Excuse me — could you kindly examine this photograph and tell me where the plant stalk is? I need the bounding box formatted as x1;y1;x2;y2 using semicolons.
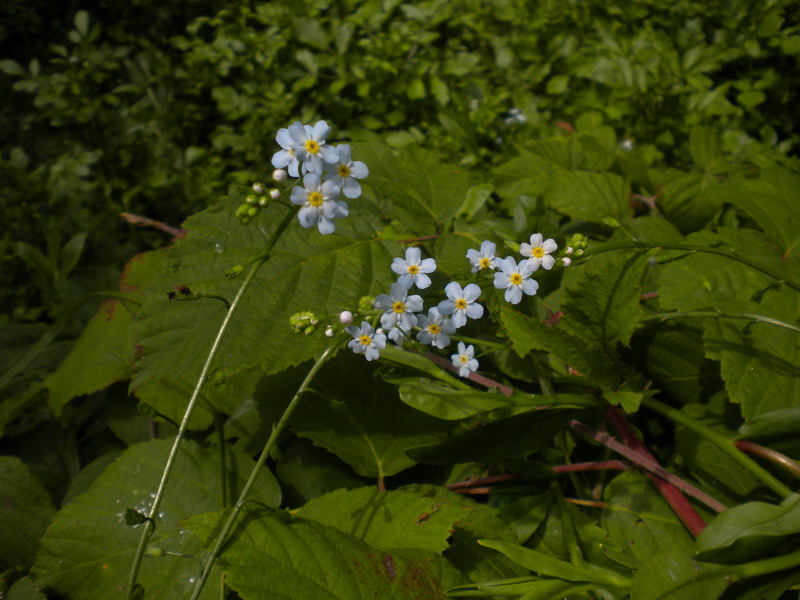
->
639;310;800;334
189;337;345;600
125;206;297;599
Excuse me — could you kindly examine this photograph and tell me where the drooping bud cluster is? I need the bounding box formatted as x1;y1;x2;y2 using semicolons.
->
289;311;320;335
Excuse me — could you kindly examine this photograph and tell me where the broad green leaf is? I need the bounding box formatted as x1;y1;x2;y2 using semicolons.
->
738;406;800;440
353;141;469;232
500;307;619;388
300;487;471;553
629;550;728;600
399;380;517;420
290;352;453;478
132;200;398;395
32;439;280;600
406;407;585;465
184;507;462;599
447;577;597;598
601;472;694;566
43;301;135;407
674;404;760;498
7;576;47;600
478;540;631;588
656;171;721;234
492;151;561;200
629;325;721;404
695;495;800;564
561;249;655;350
275;438;364;506
0;456;55;570
457;184;493;220
688;125;722;171
714;169;800;256
544;171;629;223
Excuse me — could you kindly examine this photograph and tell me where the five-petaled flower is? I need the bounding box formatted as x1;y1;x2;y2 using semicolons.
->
437;282;483;328
391;247;437;290
520;233;557;271
287;120;340;175
451;342;479;377
290;173;348;234
325;144;369;199
346;321;386;361
416;307;456;349
466;240;500;273
374;282;423;331
493;257;539;304
271;126;303;178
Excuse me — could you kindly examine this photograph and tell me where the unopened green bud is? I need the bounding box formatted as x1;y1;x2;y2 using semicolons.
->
225;264;245;279
290;311;318;333
258;195;269;207
358;296;375;313
304;325;316;335
246;206;260;218
252;182;265;194
246;194;258;205
235;203;250;218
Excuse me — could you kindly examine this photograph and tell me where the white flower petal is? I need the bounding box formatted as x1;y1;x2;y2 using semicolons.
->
529;233;543;247
505;285;523;304
462;283;482;302
350;161;368;178
414;273;432;289
465;303;484;320
405;247;421;264
540;254;556;270
542;238;558;253
419;258;437;273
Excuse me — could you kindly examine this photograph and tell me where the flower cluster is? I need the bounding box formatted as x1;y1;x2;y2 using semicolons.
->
256;120;369;233
340;233;573;377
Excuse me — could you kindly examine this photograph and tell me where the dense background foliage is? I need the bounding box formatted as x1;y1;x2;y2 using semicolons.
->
1;0;799;598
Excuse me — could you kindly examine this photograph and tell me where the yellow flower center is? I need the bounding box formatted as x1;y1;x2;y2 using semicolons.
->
510;273;523;285
532;246;545;258
455;298;467;310
359;335;371;346
460;355;468;364
307;191;323;207
305;140;320;154
407;264;420;275
479;257;491;269
428;324;441;335
392;301;405;314
337;164;351;178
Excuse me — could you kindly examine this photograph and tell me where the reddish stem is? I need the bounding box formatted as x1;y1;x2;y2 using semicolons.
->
736;440;800;480
425;352;514;397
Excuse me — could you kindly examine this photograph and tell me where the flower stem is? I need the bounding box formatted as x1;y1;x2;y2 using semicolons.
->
640;396;793;499
580;242;800;293
188;336;346;600
124;206;297;600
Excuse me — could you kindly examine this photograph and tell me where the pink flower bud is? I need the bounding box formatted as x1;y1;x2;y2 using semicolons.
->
339;310;354;324
272;169;288;183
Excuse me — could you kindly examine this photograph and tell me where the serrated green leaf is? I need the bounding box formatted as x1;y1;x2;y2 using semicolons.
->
32;439;280;600
714;169;800;256
290;352;453;478
132;200;398;396
544;171;629;223
184;507;462;599
300;487;471;553
353;141;469;232
0;457;55;570
601;472;694;566
695;495;800;564
492;151;561;200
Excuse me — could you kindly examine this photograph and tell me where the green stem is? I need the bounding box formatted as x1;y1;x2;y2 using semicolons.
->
640;396;793;499
580;242;800;293
188;336;346;600
125;206;297;600
640;310;800;334
453;335;508;351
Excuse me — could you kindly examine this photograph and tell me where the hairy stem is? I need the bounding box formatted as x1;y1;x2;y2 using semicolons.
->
640;310;800;334
125;206;296;599
189;337;345;600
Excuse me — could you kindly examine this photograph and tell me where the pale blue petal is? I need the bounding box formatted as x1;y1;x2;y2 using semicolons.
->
405;295;424;312
405;247;421;264
398;312;418;331
437;299;456;315
419;258;437;273
319;144;339;164
290;187;308;205
311;120;331;141
380;312;399;330
465;303;484;320
521;279;539;295
505;285;523;304
444;281;462;301
414;273;431;289
373;294;393;310
317;216;335;235
336;144;352;163
451;311;467;328
350;160;368;178
297;206;319;228
342;178;361;198
390;282;408;300
463;283;482;302
288;121;307;144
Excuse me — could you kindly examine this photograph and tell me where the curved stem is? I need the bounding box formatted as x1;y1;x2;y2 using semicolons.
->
189;337;345;600
579;242;800;293
125;206;297;600
640;310;800;334
640;397;793;499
